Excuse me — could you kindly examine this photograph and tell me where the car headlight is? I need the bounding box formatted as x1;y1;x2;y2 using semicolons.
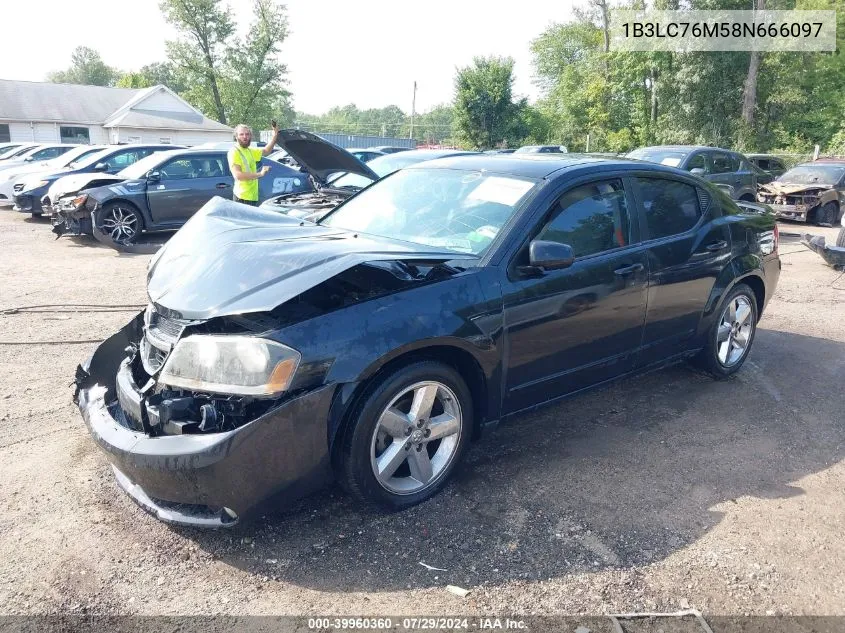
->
24;180;49;191
159;335;301;397
70;193;88;209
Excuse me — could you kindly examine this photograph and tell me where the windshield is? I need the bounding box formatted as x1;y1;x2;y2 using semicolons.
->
778;164;845;185
627;148;690;168
51;146;102;168
328;152;453;189
70;148;115;169
321;168;537;256
0;145;36;160
117;153;168;179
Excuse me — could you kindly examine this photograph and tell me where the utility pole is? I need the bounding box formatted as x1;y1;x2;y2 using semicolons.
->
410;81;417;140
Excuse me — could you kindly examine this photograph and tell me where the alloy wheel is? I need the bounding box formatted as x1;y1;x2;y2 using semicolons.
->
100;207;138;243
716;294;754;367
370;381;462;495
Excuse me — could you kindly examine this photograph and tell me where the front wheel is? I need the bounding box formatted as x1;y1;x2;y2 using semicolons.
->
694;283;759;378
815;202;837;226
836;226;845;248
337;361;472;509
95;202;143;245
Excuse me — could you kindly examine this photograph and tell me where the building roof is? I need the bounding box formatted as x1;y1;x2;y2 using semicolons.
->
0;79;142;123
103;109;233;132
0;80;232;133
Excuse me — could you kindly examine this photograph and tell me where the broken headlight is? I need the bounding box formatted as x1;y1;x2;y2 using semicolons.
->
158;335;301;398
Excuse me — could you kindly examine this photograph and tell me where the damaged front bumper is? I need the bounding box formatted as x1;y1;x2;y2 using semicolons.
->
801;233;845;269
51;200;93;238
75;314;335;527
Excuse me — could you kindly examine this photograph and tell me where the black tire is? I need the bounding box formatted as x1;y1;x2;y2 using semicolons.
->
836;226;845;248
93;202;144;246
815;202;837;226
694;283;759;379
336;360;473;509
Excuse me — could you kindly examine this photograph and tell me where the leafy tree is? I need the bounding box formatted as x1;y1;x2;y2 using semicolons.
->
453;56;528;149
160;0;290;129
116;63;187;92
47;47;118;86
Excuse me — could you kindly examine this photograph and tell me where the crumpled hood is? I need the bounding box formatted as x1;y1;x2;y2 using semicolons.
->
759;181;832;196
46;173;125;201
147;197;477;320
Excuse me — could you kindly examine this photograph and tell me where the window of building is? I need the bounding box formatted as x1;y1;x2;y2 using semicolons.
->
0;124;9;143
635;177;702;240
159;137;172;144
59;127;90;144
537;179;631;259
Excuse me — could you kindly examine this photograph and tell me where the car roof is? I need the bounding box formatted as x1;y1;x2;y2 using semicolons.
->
404;153;687;180
810;157;845;163
631;145;741;154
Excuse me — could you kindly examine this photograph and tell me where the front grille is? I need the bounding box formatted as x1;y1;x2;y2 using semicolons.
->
13;183;24;193
141;305;192;376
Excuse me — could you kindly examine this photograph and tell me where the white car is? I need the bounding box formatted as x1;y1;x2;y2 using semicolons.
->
0;144;78;174
0;145;104;206
0;144;38;161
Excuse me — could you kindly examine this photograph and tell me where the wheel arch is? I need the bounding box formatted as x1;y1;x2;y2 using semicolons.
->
327;343;491;460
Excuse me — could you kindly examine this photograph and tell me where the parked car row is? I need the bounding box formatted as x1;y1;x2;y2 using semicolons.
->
625;145;845;227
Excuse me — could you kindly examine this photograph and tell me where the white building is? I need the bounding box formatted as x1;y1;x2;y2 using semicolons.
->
0;79;233;146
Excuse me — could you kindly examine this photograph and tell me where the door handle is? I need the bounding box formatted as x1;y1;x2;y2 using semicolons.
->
216;183;230;189
613;263;644;276
706;240;728;251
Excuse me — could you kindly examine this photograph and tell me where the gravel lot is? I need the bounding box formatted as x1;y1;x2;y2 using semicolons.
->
0;210;843;618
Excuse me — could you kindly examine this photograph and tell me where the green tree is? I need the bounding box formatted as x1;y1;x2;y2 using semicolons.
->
47;46;118;86
117;63;187;93
160;0;290;129
453;56;527;149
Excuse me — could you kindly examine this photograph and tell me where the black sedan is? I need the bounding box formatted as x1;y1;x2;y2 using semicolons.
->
53;148;311;246
74;154;780;527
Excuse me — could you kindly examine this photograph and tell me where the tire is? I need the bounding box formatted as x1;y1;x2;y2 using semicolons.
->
336;360;473;509
815;202;837;226
94;202;143;246
836;226;845;248
694;283;759;379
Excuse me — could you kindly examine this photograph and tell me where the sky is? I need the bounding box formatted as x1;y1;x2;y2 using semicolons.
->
0;0;583;115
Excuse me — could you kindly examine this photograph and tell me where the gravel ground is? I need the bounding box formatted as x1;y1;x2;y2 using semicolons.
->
0;211;843;618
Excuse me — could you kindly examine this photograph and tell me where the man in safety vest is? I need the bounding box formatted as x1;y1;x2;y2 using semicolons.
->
227;120;280;205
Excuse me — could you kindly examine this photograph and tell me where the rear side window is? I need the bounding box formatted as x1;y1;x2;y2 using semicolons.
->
635;177;702;239
537;179;631;258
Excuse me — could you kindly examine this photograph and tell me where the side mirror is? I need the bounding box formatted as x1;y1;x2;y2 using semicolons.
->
24;156;34;162
689;167;706;176
93;162;109;172
146;171;161;182
521;240;575;275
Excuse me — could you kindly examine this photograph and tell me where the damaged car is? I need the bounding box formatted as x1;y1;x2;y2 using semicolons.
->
51;148;310;246
261;129;477;221
757;159;845;226
74;154;780;527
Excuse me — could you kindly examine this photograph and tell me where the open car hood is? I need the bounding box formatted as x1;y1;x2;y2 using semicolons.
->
147;197;476;320
759;181;833;195
274;129;378;186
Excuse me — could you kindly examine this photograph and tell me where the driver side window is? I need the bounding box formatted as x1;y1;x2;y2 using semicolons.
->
686;153;707;173
536;179;631;259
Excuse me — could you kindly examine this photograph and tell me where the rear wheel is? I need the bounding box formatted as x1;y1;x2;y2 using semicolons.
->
694;283;758;378
815;202;837;226
337;361;472;509
95;202;143;245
